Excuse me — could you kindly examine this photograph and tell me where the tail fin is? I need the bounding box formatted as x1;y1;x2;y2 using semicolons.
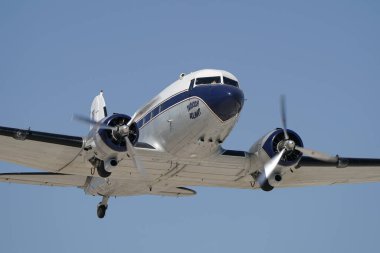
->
90;91;107;130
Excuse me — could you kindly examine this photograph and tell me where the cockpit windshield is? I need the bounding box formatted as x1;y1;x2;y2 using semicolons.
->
196;76;221;85
223;76;239;87
193;75;239;87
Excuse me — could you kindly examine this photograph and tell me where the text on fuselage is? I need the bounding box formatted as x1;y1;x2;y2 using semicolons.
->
187;100;201;119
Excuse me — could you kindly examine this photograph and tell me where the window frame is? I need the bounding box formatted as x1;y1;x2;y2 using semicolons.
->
195;76;222;86
223;76;239;87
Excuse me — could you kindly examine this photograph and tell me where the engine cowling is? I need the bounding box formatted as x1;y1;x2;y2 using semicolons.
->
250;128;303;190
90;113;139;163
250;128;303;166
98;114;139;152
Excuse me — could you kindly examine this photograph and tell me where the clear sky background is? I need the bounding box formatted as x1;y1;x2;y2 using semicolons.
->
0;1;380;252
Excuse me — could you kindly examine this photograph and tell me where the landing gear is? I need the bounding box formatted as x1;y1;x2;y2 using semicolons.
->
89;157;111;178
97;204;107;218
97;165;111;178
97;196;109;219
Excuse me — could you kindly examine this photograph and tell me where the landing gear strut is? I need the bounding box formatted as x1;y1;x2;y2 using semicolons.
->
89;157;111;178
97;196;109;219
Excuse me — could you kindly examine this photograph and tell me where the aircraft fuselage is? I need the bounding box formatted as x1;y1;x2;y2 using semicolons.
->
136;69;244;158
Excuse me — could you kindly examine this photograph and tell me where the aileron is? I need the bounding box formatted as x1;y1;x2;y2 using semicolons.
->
0;172;87;187
0;126;83;148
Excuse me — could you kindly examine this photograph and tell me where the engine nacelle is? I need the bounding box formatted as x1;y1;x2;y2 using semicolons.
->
257;171;284;191
104;158;118;172
250;129;303;190
89;113;139;162
250;128;303;166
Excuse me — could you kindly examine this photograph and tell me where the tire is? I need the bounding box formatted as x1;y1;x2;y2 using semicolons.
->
97;163;111;178
97;205;107;219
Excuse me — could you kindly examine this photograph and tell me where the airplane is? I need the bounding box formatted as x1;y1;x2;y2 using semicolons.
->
1;69;380;219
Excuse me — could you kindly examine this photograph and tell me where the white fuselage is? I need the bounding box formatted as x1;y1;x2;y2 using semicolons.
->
135;69;244;159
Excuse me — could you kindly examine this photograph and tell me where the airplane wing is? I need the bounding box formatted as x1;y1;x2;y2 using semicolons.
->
147;153;380;189
0;126;84;172
0;171;196;197
0;126;245;183
2;125;380;193
0;172;88;187
278;157;380;187
0;125;248;191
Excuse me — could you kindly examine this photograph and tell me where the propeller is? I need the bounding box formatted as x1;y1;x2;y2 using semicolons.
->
279;95;337;162
126;96;159;129
256;95;338;190
73;96;159;181
124;135;146;177
280;95;289;140
257;149;286;191
109;97;158;179
294;146;338;163
73;114;116;131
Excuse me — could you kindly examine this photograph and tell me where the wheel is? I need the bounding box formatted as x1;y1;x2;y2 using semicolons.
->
97;204;107;219
97;164;111;178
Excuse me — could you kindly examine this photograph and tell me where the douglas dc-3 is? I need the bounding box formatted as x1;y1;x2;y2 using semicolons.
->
1;69;380;218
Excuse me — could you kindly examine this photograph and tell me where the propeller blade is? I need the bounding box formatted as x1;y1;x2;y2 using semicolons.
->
257;149;286;191
126;97;159;127
295;146;338;163
264;149;286;177
73;114;98;125
73;114;116;131
127;112;138;128
125;136;147;178
280;95;289;140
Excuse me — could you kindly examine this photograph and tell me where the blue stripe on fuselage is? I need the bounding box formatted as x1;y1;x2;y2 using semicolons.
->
136;84;244;128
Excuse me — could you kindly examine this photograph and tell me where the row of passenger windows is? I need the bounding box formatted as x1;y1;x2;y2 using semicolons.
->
137;92;188;128
190;76;239;87
137;104;165;128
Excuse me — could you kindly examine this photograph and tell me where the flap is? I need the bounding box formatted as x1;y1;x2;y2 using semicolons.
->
0;172;88;187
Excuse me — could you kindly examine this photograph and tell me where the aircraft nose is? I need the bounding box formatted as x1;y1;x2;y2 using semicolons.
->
191;85;244;121
213;85;244;121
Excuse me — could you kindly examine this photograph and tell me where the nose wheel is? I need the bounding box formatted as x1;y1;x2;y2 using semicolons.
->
97;196;109;219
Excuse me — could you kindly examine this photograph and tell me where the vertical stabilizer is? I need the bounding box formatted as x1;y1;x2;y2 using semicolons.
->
90;91;107;130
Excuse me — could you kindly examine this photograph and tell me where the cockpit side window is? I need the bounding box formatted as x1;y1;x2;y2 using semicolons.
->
223;76;239;87
189;79;195;90
195;76;221;85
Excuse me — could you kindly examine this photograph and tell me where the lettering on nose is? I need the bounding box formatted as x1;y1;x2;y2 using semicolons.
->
187;100;201;119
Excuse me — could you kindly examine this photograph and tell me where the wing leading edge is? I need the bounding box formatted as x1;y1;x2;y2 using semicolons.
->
279;156;380;188
0;126;84;172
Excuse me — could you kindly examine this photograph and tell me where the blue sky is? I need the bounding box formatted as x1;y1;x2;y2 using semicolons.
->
1;0;380;252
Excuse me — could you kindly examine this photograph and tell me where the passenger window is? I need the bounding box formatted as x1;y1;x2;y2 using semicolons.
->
144;112;151;124
161;100;170;112
223;76;239;87
152;107;159;118
195;76;221;85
